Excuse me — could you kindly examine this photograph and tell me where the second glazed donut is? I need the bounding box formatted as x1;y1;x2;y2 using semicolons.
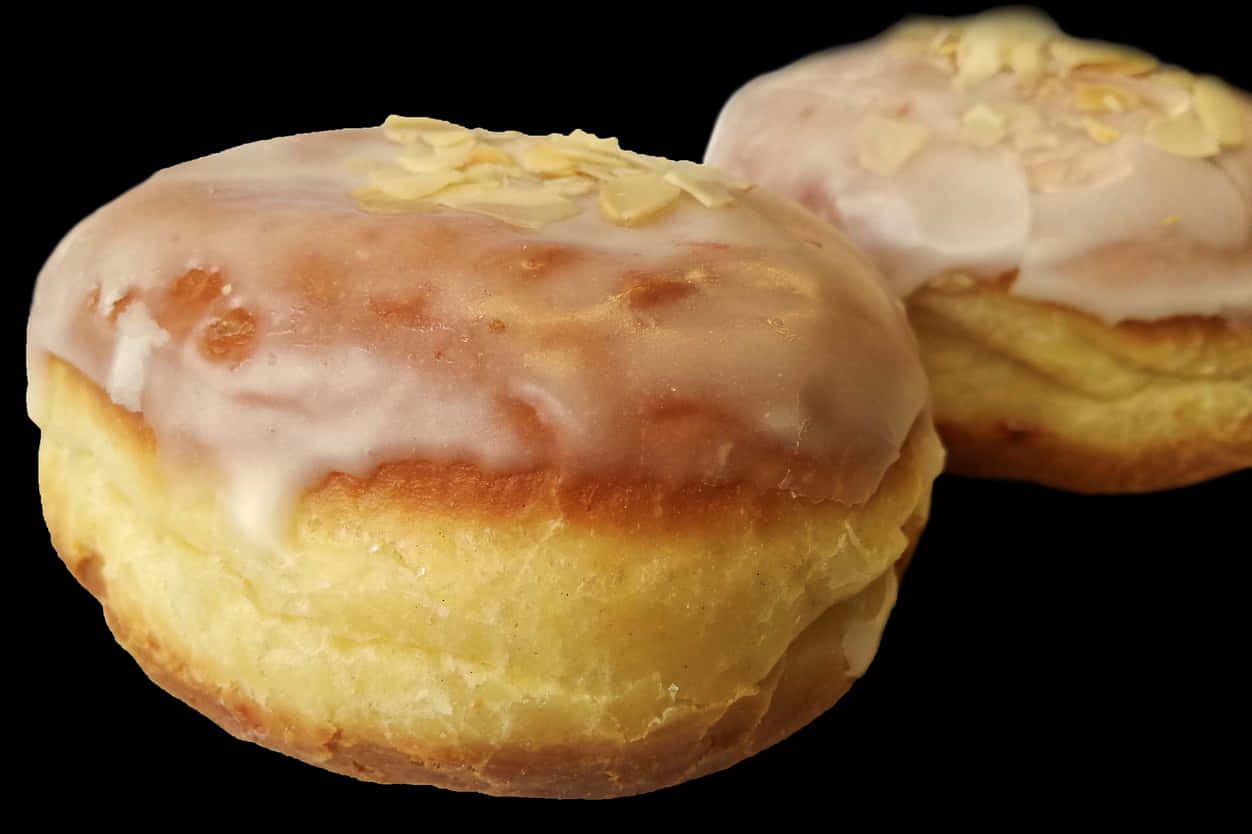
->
706;10;1252;493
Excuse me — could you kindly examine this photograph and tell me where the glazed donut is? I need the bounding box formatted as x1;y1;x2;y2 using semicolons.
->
26;118;942;798
705;9;1252;493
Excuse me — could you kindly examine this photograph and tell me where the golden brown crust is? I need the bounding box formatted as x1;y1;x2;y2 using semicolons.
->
908;282;1252;493
35;355;941;798
63;537;882;799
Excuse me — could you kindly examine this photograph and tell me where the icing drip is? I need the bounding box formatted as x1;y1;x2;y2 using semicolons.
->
704;11;1252;323
27;125;928;547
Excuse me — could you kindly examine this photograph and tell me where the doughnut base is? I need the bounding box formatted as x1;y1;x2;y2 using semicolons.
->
909;282;1252;493
34;356;942;798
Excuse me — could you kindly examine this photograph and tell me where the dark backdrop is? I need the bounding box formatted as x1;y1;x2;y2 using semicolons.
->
11;2;1247;824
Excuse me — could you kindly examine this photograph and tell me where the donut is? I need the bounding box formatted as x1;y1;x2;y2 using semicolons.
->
705;9;1252;493
26;118;942;798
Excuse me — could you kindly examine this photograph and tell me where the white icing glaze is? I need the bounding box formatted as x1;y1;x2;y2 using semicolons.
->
27;126;928;545
704;34;1252;323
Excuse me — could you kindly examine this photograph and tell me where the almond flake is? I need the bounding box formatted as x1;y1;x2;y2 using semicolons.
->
856;115;932;174
1153;69;1196;90
382;115;464;143
1049;38;1158;75
368;167;466;200
1082;118;1120;145
544;176;597;197
397;139;476;173
664;162;735;207
1074;84;1140;113
597;172;682;226
961;103;1008;148
520;142;577;175
954;29;1003;88
438;186;579;230
466;144;516;166
1008;40;1043;82
1146;112;1221;158
350;187;429;215
421;128;475;148
1192;76;1245;148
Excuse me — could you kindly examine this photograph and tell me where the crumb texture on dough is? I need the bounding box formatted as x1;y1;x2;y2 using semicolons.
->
34;351;942;797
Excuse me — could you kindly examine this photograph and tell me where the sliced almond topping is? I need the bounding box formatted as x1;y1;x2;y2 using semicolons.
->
1049;38;1158;75
427;180;502;201
520;142;578;175
382;115;464;143
598;172;682;226
421;127;475;148
1082;118;1120;145
350;187;429;215
463;164;522;183
664;162;735;207
954;29;1003;88
368;167;467;200
544;176;597;197
1192;76;1245;148
961;103;1008;148
466;144;516;166
548;135;634;170
573;163;630;181
1074;83;1140;113
396;138;477;174
1146;112;1221;158
438;186;580;230
856;115;932;174
1008;40;1043;82
1153;69;1196;90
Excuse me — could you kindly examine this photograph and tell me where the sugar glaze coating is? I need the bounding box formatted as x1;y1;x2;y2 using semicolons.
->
28;124;928;545
705;12;1252;323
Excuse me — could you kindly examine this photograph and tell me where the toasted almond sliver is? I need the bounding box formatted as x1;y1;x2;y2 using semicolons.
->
856;115;932;174
1192;76;1245;148
954;29;1002;88
350;186;429;215
1049;38;1158;75
421;127;475;148
382;115;463;143
1074;84;1140;113
548;137;633;169
1008;40;1043;82
961;103;1008;148
438;186;580;230
428;180;501;201
368;167;467;200
396;139;477;174
466;144;516;166
1146;112;1221;158
1082;118;1120;145
664;163;735;207
544;176;597;197
598;172;682;226
520;142;577;175
1153;69;1196;90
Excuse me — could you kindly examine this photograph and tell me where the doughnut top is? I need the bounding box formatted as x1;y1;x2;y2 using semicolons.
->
27;120;927;543
704;9;1252;323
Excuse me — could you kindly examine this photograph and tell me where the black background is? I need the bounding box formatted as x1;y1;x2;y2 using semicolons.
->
11;2;1248;823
